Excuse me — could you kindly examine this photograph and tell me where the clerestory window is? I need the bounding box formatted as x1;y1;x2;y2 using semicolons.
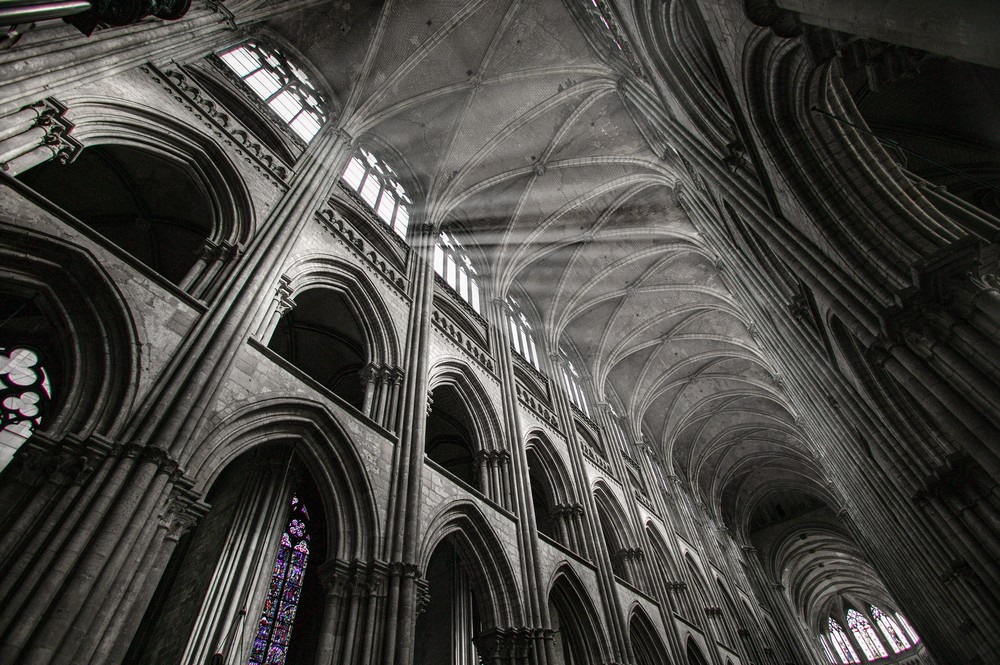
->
341;147;412;238
218;41;327;143
847;608;888;661
895;612;920;644
828;618;859;664
505;295;540;370
870;605;911;654
434;231;481;313
560;348;590;416
587;0;622;51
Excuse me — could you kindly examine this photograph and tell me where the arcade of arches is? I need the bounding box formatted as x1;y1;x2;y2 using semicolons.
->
1;1;998;664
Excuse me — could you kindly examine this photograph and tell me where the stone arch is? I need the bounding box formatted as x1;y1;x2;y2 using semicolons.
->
185;397;381;563
418;501;524;631
281;256;401;367
525;430;574;544
628;604;671;665
24;101;255;292
425;361;503;489
685;635;710;665
593;481;639;583
547;564;610;665
0;226;138;444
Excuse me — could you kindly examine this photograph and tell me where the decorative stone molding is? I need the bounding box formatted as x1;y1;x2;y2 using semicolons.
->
315;205;409;294
430;308;496;373
144;65;291;185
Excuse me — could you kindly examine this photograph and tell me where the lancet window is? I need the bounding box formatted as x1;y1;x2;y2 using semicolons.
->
0;346;51;469
218;41;327;143
505;295;540;370
828;618;860;664
248;495;311;665
434;231;481;313
341;147;412;238
895;612;920;644
870;606;910;653
560;349;590;416
847;608;888;661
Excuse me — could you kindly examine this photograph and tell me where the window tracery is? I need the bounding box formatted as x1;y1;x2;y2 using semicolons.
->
819;635;837;664
341;147;412;238
828;618;859;664
218;41;327;143
248;495;310;665
505;295;540;370
870;605;910;653
434;231;481;313
847;608;888;661
0;346;51;468
894;612;920;644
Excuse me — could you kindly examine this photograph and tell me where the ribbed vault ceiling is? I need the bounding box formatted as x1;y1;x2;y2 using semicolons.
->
266;0;823;540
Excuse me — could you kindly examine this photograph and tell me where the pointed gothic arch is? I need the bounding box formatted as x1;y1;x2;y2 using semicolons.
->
525;430;574;545
629;605;672;665
548;565;610;665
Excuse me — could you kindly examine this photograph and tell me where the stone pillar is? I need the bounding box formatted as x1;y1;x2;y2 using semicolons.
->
773;0;1000;69
490;295;553;665
378;221;436;665
314;559;388;665
0;99;81;175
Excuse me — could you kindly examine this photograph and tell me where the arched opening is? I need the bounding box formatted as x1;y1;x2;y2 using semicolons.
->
526;446;560;542
425;384;479;488
17;145;215;286
413;538;481;665
595;488;635;584
549;572;604;665
267;288;367;410
127;446;327;665
576;423;605;458
629;608;671;665
686;636;710;665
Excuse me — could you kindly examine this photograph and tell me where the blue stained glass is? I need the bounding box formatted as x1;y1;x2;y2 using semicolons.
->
247;496;310;665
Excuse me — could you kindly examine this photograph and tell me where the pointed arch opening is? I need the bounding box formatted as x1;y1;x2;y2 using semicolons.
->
629;607;671;665
548;568;607;665
267;288;367;410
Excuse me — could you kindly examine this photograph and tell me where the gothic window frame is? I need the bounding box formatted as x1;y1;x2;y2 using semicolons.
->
341;146;412;239
0;345;52;467
819;634;837;664
505;295;541;370
828;617;860;665
846;608;888;661
894;612;920;644
434;231;481;313
248;495;311;665
217;40;328;143
559;345;590;417
869;605;911;654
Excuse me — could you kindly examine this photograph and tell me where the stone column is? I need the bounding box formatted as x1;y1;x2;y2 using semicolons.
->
490;296;553;665
378;221;436;665
542;353;629;663
0;99;81;175
314;559;388;665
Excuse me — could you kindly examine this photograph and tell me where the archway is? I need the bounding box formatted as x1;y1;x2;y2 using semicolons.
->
526;443;562;543
18;144;215;286
413;538;482;665
629;607;671;665
267;288;367;410
548;569;606;665
425;383;480;488
686;636;710;665
127;445;327;665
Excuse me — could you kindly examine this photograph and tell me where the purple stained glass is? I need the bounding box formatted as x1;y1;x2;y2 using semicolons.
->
247;496;310;665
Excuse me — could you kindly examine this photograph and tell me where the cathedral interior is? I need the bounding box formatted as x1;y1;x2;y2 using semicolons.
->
1;1;999;664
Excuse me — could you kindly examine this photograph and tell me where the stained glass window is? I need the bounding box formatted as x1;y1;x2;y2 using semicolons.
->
870;606;910;653
560;348;590;416
218;41;328;142
847;608;888;661
586;0;622;51
819;635;837;664
505;296;540;370
341;147;412;238
249;496;310;665
435;232;481;313
895;612;920;644
0;346;51;470
828;618;859;664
